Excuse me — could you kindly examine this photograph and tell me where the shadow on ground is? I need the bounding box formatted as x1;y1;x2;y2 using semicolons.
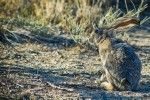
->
0;31;76;49
0;63;149;99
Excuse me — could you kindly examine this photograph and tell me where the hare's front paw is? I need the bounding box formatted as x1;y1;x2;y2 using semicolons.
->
100;81;115;91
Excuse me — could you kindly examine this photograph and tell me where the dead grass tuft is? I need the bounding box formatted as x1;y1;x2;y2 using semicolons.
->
0;0;149;45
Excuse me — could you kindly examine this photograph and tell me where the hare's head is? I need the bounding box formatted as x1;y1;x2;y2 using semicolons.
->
89;16;140;45
89;28;114;45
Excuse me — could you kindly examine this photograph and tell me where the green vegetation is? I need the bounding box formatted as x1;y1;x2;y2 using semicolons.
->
0;0;149;44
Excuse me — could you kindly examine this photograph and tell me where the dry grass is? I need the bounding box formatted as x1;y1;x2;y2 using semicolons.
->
0;0;149;44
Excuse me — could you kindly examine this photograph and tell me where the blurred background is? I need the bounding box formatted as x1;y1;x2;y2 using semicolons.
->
0;0;149;44
0;0;149;26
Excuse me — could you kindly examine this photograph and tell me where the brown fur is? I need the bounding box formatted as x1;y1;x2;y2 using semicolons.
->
99;37;111;50
104;16;140;30
89;16;141;91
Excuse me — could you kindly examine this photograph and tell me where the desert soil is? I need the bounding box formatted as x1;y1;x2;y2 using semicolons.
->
0;22;150;100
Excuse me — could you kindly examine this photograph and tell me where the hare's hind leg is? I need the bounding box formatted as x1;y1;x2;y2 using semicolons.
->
132;82;140;91
100;81;115;91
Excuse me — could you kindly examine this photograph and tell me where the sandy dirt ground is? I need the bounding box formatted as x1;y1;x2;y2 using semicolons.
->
0;22;150;100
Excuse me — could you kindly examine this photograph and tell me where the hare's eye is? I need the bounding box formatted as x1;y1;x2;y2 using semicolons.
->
95;29;98;34
95;28;103;34
95;29;99;34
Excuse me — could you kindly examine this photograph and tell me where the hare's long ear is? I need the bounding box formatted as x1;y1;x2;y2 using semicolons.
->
105;16;140;31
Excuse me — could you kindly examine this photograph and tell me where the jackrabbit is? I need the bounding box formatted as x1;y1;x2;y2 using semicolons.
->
90;16;141;91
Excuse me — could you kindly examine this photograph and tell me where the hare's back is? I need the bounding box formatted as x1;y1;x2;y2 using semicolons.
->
106;42;141;83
